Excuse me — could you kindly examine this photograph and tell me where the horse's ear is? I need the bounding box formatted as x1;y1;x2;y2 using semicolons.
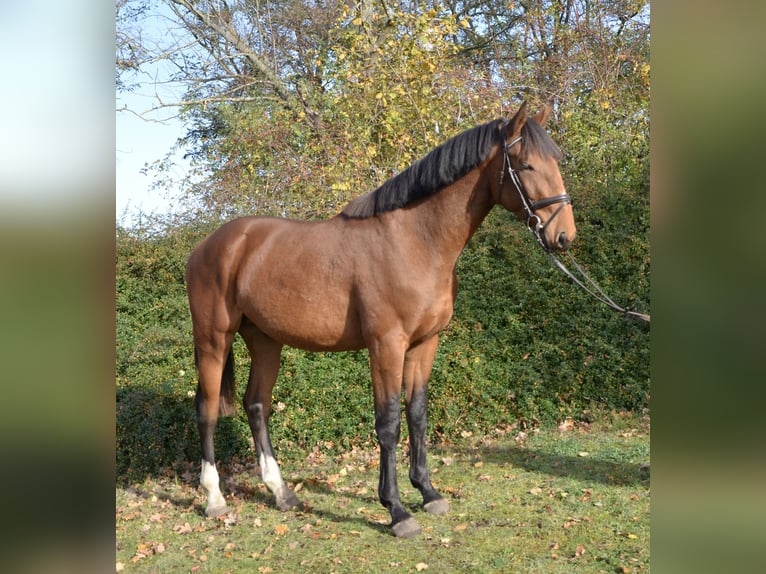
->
506;101;529;139
533;104;553;126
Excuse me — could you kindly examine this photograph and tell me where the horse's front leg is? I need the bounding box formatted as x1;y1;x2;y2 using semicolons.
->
404;336;450;516
370;336;421;538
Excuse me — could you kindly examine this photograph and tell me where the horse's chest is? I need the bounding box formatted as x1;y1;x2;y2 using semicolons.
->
407;291;455;340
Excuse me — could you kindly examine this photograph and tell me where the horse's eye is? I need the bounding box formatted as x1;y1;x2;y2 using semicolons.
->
519;162;533;171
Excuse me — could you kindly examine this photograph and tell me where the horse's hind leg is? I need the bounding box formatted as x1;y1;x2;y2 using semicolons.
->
240;321;300;511
404;336;449;516
194;334;236;517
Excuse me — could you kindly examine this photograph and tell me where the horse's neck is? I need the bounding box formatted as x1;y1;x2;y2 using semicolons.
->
406;164;496;262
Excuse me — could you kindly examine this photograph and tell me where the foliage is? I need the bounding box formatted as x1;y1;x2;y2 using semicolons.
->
120;0;649;220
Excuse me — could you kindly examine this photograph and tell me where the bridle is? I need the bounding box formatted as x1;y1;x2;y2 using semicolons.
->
500;131;572;252
499;125;649;323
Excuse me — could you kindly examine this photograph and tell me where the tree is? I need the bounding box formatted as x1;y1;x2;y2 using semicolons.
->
116;0;152;92
117;0;649;221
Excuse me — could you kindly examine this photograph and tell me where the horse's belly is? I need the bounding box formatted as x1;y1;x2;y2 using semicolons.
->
239;285;364;352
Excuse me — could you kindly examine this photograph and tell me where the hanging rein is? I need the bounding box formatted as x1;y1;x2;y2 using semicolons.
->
500;132;650;324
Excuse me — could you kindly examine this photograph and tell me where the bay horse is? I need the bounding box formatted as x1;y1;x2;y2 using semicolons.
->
185;102;576;538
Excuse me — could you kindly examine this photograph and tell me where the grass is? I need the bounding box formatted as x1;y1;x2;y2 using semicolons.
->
116;412;649;573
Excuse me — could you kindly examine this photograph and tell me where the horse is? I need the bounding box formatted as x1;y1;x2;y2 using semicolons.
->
185;101;576;538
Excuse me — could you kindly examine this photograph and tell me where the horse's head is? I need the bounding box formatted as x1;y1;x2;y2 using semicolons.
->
498;102;576;252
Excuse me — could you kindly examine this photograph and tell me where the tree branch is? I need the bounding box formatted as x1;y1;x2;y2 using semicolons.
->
169;0;321;128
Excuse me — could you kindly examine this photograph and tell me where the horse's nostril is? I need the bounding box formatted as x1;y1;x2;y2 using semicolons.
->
557;231;569;250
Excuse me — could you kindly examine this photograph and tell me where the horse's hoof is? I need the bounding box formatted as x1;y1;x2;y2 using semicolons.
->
205;504;228;518
276;490;301;511
424;498;450;515
392;517;422;539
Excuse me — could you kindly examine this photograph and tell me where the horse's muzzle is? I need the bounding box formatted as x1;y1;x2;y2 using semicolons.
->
556;231;572;251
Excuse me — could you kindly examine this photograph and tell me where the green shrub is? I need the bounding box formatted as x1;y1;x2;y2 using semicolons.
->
116;381;252;484
116;173;648;481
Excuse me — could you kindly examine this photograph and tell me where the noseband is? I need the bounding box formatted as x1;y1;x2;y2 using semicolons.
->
500;133;572;251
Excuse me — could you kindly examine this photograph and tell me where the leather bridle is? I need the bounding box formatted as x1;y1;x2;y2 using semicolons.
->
500;131;572;251
498;125;649;323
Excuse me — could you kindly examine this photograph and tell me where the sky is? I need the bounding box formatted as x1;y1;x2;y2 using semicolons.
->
116;88;188;226
116;3;193;228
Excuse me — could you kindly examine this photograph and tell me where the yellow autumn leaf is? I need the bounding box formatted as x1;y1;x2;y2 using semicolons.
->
274;524;290;536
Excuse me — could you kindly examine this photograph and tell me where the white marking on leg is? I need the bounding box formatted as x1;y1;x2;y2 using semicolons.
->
259;452;286;497
200;459;226;512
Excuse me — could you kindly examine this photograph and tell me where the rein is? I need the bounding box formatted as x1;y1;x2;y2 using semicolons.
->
501;133;650;324
548;252;650;323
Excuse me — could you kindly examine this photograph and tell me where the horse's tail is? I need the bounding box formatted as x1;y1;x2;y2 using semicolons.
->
194;346;238;417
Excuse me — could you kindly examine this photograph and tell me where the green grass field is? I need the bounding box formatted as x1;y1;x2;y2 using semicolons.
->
116;411;648;573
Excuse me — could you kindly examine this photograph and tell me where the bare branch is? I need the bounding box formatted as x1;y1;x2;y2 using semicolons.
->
169;0;320;127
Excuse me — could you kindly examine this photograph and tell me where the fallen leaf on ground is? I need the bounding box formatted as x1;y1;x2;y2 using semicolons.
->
415;563;429;571
173;522;192;534
563;518;579;529
130;541;166;563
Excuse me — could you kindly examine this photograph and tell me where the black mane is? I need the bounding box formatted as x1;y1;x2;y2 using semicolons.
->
341;116;561;218
342;120;503;218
